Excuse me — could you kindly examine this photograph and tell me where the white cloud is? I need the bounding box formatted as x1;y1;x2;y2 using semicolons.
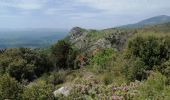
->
74;0;170;14
16;0;45;10
0;0;47;10
43;0;170;20
0;0;170;29
44;8;97;20
44;1;102;19
1;0;170;15
69;12;98;19
44;7;73;15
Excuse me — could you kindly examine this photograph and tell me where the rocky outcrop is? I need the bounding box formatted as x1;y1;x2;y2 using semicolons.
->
69;27;86;40
67;27;135;52
68;27;89;51
105;31;134;50
53;86;71;97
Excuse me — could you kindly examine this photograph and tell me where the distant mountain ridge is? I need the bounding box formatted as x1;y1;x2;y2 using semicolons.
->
119;15;170;29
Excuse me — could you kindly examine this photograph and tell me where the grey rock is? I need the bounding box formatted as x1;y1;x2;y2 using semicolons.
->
67;27;136;52
53;86;70;97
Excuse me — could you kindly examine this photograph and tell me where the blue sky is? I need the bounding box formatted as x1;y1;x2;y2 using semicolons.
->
0;0;170;29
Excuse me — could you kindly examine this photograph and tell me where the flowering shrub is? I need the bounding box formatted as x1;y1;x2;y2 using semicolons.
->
66;78;112;99
112;80;141;100
58;77;142;100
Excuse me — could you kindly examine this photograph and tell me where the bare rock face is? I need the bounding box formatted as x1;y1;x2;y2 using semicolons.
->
69;27;86;41
68;27;89;50
53;86;70;97
67;27;135;52
92;38;112;49
105;31;134;50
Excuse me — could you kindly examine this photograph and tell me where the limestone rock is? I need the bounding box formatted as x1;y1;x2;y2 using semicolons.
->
67;27;136;52
53;86;70;97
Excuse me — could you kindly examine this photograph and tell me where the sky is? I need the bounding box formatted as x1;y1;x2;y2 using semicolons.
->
0;0;170;29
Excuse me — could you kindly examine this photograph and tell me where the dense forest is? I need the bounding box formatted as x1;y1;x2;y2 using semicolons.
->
0;22;170;100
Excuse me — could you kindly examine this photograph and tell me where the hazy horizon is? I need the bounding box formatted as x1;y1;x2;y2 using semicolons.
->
0;0;170;29
0;29;68;49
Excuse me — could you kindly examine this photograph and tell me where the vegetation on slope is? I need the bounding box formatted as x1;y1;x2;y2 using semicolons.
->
0;22;170;99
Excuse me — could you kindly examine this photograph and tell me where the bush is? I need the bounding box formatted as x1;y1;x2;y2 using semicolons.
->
135;71;170;100
51;40;77;69
126;35;170;69
123;58;147;81
67;79;112;100
102;73;113;85
47;71;67;85
90;49;115;72
159;60;170;77
0;74;23;99
124;35;170;81
22;81;55;100
0;48;51;82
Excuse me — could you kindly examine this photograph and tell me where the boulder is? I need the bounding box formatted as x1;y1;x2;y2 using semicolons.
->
53;86;70;97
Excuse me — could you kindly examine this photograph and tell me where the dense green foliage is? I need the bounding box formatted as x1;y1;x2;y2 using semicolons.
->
0;74;23;100
126;35;170;68
124;35;170;81
51;40;77;69
0;48;51;82
46;71;67;85
123;58;147;81
22;81;55;100
134;71;169;100
89;49;115;72
160;60;170;78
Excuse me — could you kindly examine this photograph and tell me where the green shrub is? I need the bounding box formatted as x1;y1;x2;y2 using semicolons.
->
135;71;169;100
90;49;115;72
102;73;113;85
47;71;67;85
51;40;77;69
159;60;170;77
123;58;147;81
22;81;55;100
126;35;170;69
124;35;170;81
163;86;170;100
0;48;51;81
0;74;23;100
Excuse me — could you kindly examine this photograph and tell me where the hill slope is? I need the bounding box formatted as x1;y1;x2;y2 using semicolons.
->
67;27;135;52
119;15;170;29
67;22;170;53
